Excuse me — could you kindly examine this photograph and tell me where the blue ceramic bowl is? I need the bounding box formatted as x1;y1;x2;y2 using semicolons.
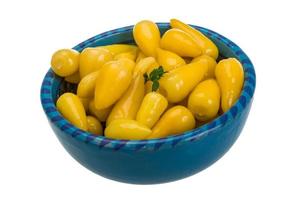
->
41;23;256;184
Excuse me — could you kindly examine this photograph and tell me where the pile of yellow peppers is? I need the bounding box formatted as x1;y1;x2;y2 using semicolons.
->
51;19;244;140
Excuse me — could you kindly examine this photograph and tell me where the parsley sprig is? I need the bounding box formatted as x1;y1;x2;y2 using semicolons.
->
143;66;166;92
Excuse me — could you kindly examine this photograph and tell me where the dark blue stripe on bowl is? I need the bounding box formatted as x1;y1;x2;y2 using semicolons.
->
245;67;255;75
244;85;253;96
78;42;86;49
134;142;147;151
41;98;52;104
227;40;237;47
219;114;228;124
153;141;164;151
42;80;52;86
245;76;255;86
85;134;96;144
242;59;252;65
189;135;200;142
41;88;50;94
97;139;111;148
51;115;63;122
207;120;217;129
235;50;244;56
215;36;223;41
171;137;183;147
230;106;238;118
61;123;73;131
114;140;128;151
71;129;82;137
239;95;247;108
45;106;56;113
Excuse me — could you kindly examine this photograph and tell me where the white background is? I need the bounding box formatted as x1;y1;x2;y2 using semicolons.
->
0;0;299;199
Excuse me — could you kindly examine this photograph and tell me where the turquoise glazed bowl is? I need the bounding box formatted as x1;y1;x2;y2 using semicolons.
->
41;23;256;184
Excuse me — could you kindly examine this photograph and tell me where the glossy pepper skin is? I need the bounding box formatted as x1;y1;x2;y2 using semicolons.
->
114;48;138;61
136;92;168;128
133;20;161;57
101;44;137;56
148;106;195;139
188;79;220;121
65;72;81;84
86;115;103;135
77;70;100;98
79;47;113;78
160;28;202;57
170;19;219;59
94;58;134;109
133;57;159;77
156;48;186;71
159;62;208;103
51;49;79;77
215;58;244;112
105;119;152;140
106;74;145;126
88;100;112;122
192;55;217;79
56;93;87;131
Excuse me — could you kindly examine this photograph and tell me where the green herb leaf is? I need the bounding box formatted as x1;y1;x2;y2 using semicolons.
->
152;81;159;92
147;66;165;91
149;66;164;81
144;66;166;92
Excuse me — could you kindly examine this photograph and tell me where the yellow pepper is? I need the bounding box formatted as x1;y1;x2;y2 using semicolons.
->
133;57;159;78
94;58;134;109
192;55;217;79
77;70;100;98
159;62;208;103
51;49;80;77
136;51;146;63
114;48;138;61
56;93;87;130
215;58;244;112
136;92;168;128
133;20;161;57
156;48;186;71
106;74;145;126
160;28;202;57
100;44;138;56
170;19;219;59
188;79;220;121
79;47;113;78
105;119;152;140
86;115;103;135
65;72;81;84
148;105;195;139
88;100;112;122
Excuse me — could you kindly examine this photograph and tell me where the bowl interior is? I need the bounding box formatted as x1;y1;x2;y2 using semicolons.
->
41;23;256;151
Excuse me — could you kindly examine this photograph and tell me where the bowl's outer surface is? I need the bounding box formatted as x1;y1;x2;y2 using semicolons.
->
41;23;256;184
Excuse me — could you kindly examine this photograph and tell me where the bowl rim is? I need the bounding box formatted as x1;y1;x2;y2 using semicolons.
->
40;23;256;151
